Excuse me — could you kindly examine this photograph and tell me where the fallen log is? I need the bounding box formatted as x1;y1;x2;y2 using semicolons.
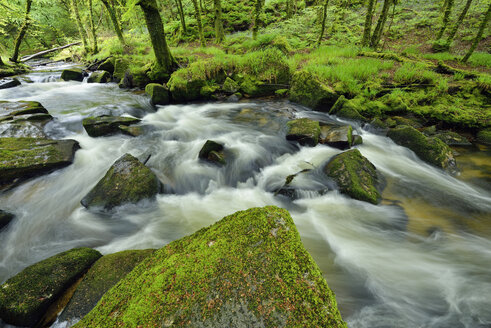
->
20;42;81;62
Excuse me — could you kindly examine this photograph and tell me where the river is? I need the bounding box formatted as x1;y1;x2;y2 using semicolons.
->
1;61;490;328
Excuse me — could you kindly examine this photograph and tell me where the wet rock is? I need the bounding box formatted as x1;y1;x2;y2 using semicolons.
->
391;116;422;129
168;77;206;102
75;206;347;328
329;96;366;121
118;125;145;137
387;125;456;172
352;134;363;146
87;71;111;84
0;101;52;138
81;153;161;210
324;149;382;204
200;84;220;99
0;209;15;230
61;68;84;82
239;75;281;98
82;115;141;137
0;100;48;119
222;77;240;94
97;58;115;74
368;118;389;134
198;140;226;166
289;70;339;110
320;124;353;150
0;138;80;191
476;129;491;145
286;118;321;146
0;248;101;327
58;249;154;325
0;78;21;90
432;131;472;147
145;83;170;105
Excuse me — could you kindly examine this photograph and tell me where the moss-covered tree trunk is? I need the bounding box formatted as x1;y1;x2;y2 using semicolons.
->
462;3;491;62
88;0;98;53
213;0;224;43
137;0;176;72
361;0;375;47
70;0;89;53
10;0;33;63
316;0;329;47
445;0;473;44
437;0;453;39
252;0;264;40
175;0;187;33
101;0;125;45
370;0;392;48
190;0;206;47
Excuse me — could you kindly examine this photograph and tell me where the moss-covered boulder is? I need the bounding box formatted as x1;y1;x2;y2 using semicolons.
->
352;135;363;146
0;100;48;119
289;70;339;110
113;58;129;83
222;77;240;94
324;149;382;204
81;153;161;210
168;76;206;102
0;209;14;230
58;249;154;324
286;118;321;146
145;83;170;105
74;206;347;328
118;125;145;137
239;75;281;97
320;124;353;150
432;131;472;146
0;77;21;90
0;248;101;327
387;125;456;171
329;96;367;121
476;129;491;145
198;140;226;166
82;115;141;137
97;58;115;74
61;68;84;82
0;138;80;191
87;71;111;84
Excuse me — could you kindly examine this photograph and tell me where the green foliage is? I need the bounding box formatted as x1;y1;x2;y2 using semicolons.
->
394;62;439;85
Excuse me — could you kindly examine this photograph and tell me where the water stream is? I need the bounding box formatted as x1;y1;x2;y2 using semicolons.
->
1;62;490;328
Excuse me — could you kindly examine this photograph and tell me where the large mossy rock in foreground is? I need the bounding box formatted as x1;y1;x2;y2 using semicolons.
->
81;153;161;210
0;138;80;191
82;115;141;137
0;248;101;327
387;125;456;172
286;118;321;146
58;249;155;325
145;83;170;105
289;70;339;110
75;206;347;328
61;68;84;82
324;149;382;204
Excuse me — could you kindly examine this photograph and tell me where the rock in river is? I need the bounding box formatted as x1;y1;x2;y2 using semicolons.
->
0;78;21;90
0;209;15;230
81;153;161;210
286;118;321;146
82;115;141;137
320;124;353;150
74;206;347;328
198;140;226;166
0;137;80;191
61;68;84;82
87;71;111;84
0;248;101;327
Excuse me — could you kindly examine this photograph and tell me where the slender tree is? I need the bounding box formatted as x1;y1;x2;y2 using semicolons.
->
213;0;224;43
88;0;98;53
101;0;125;45
370;0;392;48
317;0;329;47
361;0;375;47
437;0;453;39
136;0;176;71
10;0;33;63
445;0;473;44
191;0;206;47
175;0;186;33
70;0;89;53
252;0;264;40
462;3;491;62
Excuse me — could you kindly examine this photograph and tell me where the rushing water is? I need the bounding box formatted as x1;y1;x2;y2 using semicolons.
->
1;62;490;328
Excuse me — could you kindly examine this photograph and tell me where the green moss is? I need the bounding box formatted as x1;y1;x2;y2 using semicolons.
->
324;149;382;204
476;129;491;145
289;70;339;110
82;116;141;137
113;58;129;82
329;96;366;121
0;248;101;327
286;118;321;146
75;206;347;328
97;58;115;74
87;71;111;83
222;77;239;93
145;83;170;105
61;69;84;82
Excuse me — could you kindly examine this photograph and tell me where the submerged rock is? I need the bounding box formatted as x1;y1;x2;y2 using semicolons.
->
289;70;338;110
81;153;161;210
82;115;141;137
0;248;101;327
0;78;21;90
324;149;382;204
286;118;321;146
87;71;111;84
145;83;170;105
0;209;15;230
58;249;154;324
320;124;353;150
61;68;84;82
0;138;80;191
198;140;226;165
74;206;347;328
387;125;456;171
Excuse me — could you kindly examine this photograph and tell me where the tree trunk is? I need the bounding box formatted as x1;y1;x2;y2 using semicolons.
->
214;0;224;43
316;0;329;47
361;0;375;47
437;0;453;39
252;0;264;40
101;0;125;45
10;0;33;63
89;0;99;53
137;0;176;71
286;0;293;18
175;0;187;33
462;3;491;62
191;0;206;47
70;0;89;53
370;0;392;48
445;0;473;44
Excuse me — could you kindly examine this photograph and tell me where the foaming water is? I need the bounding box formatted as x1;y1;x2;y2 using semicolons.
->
1;67;491;328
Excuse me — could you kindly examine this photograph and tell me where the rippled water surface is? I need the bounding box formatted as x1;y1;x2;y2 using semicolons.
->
1;62;490;328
